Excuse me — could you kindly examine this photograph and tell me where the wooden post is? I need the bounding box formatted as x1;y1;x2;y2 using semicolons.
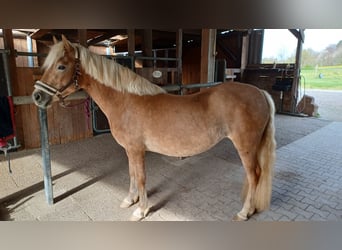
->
127;29;135;70
127;29;135;57
142;29;153;67
2;29;17;96
240;30;250;81
176;29;183;86
2;29;21;150
290;29;304;113
77;29;88;47
200;29;217;83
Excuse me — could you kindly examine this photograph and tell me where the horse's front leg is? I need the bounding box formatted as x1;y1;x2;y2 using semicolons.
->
125;149;150;221
120;151;139;208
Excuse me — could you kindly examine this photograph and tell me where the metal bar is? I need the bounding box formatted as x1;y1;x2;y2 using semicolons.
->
162;82;223;92
181;81;222;89
15;51;47;57
135;56;179;62
13;91;88;105
38;108;54;205
26;35;34;67
162;84;181;92
0;49;10;54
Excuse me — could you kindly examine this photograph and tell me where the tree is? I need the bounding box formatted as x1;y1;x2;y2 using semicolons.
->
301;48;319;68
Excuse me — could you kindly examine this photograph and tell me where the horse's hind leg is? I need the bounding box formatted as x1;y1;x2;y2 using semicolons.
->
233;149;260;221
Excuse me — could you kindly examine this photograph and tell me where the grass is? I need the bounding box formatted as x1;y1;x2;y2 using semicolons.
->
300;65;342;90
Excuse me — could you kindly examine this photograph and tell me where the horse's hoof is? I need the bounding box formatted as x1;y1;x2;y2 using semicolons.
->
129;207;150;221
232;213;248;221
120;197;135;208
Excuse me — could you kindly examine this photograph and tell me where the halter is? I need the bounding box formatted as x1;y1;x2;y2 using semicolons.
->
34;46;81;104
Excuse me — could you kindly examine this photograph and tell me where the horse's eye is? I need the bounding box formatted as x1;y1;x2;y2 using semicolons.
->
57;65;66;71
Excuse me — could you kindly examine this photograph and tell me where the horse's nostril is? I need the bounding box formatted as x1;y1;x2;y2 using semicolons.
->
33;92;41;102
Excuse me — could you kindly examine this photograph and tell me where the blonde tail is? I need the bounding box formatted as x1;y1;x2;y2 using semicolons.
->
254;90;276;211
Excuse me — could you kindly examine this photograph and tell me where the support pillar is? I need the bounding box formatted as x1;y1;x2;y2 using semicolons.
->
176;29;183;88
200;29;217;83
39;108;53;205
142;29;153;67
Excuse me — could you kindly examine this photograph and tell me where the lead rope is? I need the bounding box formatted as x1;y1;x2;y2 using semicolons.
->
59;96;92;130
84;97;91;130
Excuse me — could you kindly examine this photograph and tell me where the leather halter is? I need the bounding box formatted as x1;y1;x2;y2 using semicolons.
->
34;46;81;103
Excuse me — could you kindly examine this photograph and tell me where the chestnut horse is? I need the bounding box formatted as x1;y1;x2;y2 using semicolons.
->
32;36;276;221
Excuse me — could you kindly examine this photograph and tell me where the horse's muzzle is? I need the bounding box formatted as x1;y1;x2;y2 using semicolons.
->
32;89;53;109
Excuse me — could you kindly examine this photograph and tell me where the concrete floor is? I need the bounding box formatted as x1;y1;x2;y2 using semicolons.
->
1;114;341;221
305;89;342;122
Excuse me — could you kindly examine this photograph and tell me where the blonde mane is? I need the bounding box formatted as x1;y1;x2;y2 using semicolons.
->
44;42;166;96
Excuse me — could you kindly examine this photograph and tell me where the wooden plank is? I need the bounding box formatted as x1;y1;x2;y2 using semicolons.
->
78;29;88;47
176;29;183;85
15;67;39;148
291;29;304;113
240;31;250;80
87;31;117;46
127;29;135;57
2;29;18;94
200;29;216;83
142;29;153;67
30;29;53;40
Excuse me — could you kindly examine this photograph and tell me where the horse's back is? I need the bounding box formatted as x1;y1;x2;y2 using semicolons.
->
206;82;269;121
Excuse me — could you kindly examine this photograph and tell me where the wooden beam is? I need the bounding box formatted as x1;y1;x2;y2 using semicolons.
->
142;29;153;67
30;29;53;40
87;32;117;46
289;29;305;43
217;37;237;61
77;29;88;47
2;29;18;96
176;29;183;85
2;29;23;147
240;30;250;80
127;29;135;56
291;28;305;113
200;29;217;83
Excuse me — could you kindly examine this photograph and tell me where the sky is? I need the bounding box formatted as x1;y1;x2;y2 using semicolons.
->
262;29;342;59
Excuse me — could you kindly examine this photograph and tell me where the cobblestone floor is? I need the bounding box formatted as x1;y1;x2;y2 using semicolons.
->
0;114;341;221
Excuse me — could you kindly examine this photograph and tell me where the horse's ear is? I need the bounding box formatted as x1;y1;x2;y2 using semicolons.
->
61;35;72;52
52;36;58;44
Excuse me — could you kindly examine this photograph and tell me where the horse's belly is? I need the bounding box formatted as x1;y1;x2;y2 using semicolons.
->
144;132;224;157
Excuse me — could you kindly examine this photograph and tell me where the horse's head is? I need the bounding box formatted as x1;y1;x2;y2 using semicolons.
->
32;35;81;109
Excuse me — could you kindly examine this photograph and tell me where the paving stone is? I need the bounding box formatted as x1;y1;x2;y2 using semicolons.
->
1;117;342;221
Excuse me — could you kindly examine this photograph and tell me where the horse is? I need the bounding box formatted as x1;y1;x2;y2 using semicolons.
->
32;35;276;221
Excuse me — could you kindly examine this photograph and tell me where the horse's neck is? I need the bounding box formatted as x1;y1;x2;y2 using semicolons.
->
81;74;125;118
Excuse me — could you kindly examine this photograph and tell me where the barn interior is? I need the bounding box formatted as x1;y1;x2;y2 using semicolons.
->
2;29;342;224
0;28;304;150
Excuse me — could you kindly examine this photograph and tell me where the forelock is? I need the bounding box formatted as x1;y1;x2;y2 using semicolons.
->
42;42;66;70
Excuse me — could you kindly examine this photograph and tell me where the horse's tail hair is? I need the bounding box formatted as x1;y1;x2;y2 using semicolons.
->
254;90;276;211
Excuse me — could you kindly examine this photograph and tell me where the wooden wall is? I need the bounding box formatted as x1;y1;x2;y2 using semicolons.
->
1;37;94;149
0;37;39;67
13;67;93;149
243;64;296;113
182;47;201;84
